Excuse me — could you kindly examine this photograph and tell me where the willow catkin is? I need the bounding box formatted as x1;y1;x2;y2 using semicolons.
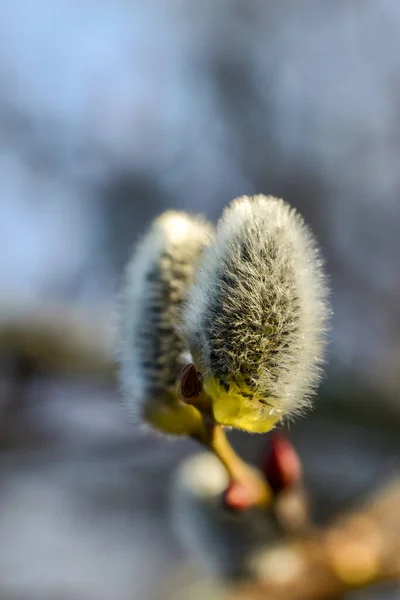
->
183;195;330;433
118;211;214;436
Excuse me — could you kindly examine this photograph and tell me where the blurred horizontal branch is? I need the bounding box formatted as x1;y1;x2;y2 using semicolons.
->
0;302;116;382
1;302;399;438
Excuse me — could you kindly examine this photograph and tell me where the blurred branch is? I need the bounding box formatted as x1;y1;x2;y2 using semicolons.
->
1;303;399;600
0;303;116;382
231;478;400;600
0;302;399;434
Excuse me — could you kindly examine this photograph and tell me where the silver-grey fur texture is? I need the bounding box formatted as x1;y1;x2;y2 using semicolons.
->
119;211;214;422
183;195;330;420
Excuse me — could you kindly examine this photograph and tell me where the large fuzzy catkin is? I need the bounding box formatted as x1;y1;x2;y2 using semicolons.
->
183;195;329;433
118;211;214;436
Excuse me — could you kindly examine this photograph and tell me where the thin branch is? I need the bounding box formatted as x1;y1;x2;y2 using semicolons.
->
180;364;272;510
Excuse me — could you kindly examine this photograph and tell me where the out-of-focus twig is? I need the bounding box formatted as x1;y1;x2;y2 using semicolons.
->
231;477;400;600
0;302;398;426
1;303;399;600
0;303;399;435
0;303;116;382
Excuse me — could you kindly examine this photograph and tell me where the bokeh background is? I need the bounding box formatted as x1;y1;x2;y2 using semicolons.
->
0;1;400;599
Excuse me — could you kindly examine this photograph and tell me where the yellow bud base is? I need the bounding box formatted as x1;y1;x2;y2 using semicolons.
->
204;376;282;433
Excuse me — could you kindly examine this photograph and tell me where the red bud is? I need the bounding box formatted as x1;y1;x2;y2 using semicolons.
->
260;433;302;494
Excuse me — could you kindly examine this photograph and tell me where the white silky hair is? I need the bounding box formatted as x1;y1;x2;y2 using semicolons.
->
183;195;330;419
118;211;214;422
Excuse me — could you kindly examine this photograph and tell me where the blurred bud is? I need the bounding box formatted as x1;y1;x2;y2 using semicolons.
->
259;433;311;534
184;195;330;433
171;452;280;579
260;433;303;495
118;211;214;436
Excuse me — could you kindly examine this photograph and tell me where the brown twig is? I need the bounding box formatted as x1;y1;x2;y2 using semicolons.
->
0;303;399;438
0;303;399;599
231;477;400;600
0;304;115;382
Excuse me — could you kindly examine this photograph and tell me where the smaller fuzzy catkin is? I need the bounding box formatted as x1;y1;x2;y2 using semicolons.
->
118;211;214;436
183;195;329;433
